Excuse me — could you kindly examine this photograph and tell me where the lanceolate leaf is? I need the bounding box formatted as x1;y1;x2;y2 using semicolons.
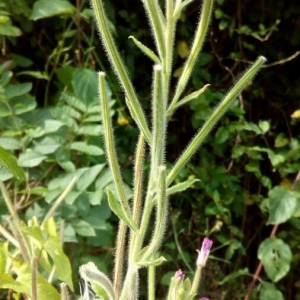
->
129;36;161;64
107;188;138;232
167;178;200;196
0;146;26;181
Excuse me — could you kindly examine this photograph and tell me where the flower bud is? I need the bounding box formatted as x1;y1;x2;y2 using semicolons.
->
196;237;213;268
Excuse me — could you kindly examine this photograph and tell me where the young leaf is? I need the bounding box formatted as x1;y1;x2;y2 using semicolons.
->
107;188;138;232
129;36;160;64
167;178;200;196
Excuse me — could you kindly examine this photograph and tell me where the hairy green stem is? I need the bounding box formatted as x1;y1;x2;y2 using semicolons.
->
91;0;151;144
142;0;166;59
188;267;202;299
169;0;214;112
167;56;267;186
99;72;134;296
148;265;156;300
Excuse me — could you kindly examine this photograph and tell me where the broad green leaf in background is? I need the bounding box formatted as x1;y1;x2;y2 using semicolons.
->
76;164;105;191
5;82;32;99
259;282;284;300
0;24;22;36
0;146;26;181
30;0;75;20
70;141;104;156
71;220;96;237
18;151;46;167
0;137;21;150
265;186;297;225
258;238;292;282
33;137;60;154
77;124;102;136
72;69;99;104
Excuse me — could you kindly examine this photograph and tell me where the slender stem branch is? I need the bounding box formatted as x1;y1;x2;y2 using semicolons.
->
169;0;214;111
0;182;31;262
148;265;156;300
188;267;202;299
91;0;151;144
167;56;267;186
142;0;166;59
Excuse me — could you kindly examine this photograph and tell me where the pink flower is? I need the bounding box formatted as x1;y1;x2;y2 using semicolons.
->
175;269;184;279
196;237;213;268
199;298;209;300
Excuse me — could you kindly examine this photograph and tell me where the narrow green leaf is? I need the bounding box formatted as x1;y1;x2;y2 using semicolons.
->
129;36;160;64
107;189;138;232
31;0;75;20
0;146;26;181
17;71;50;80
217;268;249;285
168;84;210;115
167;56;266;186
136;256;166;267
167;179;200;196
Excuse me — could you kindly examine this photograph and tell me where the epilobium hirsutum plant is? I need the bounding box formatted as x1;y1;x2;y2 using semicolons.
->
61;0;266;299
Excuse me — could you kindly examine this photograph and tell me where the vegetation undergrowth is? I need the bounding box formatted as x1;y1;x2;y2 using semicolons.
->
0;0;299;300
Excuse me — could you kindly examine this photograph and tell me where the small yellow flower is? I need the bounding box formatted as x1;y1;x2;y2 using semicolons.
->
117;117;129;126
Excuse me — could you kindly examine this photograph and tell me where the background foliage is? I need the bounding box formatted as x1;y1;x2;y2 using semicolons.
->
0;0;299;299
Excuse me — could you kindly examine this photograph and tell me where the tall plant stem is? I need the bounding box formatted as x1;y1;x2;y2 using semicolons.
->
99;72;134;296
91;0;151;144
0;182;31;262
